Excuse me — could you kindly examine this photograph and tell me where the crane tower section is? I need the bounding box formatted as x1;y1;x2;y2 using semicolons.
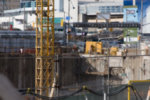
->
35;0;55;98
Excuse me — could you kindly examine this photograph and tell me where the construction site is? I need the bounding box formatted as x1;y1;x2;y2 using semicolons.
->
0;0;150;100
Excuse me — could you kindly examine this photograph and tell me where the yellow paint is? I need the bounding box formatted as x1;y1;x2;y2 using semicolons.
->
128;81;131;100
129;80;150;83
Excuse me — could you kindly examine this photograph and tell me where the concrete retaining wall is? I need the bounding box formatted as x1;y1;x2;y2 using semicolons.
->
0;54;35;89
59;54;150;87
0;53;150;89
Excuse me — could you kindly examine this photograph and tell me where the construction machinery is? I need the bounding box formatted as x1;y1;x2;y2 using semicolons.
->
85;41;102;54
110;47;118;56
35;0;55;98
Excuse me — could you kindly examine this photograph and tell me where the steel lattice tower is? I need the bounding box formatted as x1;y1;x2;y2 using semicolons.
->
35;0;55;98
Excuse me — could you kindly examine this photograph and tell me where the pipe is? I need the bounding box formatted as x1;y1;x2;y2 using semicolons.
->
49;78;56;97
104;92;107;100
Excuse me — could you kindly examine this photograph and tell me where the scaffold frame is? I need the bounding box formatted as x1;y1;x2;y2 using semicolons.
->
35;0;55;98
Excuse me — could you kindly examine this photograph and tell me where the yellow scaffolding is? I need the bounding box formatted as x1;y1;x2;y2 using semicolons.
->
35;0;55;98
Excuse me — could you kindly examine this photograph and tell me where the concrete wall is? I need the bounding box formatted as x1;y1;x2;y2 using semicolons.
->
0;54;35;89
0;53;150;89
59;54;150;87
59;54;105;90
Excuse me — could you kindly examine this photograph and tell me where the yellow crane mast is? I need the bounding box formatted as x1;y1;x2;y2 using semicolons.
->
35;0;55;98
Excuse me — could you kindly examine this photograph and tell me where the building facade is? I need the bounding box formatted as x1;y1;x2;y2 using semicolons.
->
0;0;20;15
78;0;123;23
0;0;78;31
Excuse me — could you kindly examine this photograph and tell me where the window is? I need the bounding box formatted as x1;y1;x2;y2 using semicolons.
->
98;6;123;13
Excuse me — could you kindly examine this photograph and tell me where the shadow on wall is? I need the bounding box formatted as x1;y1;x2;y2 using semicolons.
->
59;53;123;89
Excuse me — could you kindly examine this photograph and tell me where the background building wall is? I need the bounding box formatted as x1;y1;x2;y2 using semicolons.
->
64;0;78;22
78;0;124;23
0;0;20;15
0;0;20;10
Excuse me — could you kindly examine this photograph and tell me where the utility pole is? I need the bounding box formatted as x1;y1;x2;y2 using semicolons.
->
67;0;70;45
140;0;143;34
139;0;143;50
2;0;5;16
23;4;25;31
107;39;110;100
68;0;70;24
106;19;110;100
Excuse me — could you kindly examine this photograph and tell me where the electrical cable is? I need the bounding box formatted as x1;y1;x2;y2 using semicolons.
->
82;86;103;96
132;86;143;100
19;85;129;99
23;88;83;100
18;84;146;100
130;86;139;100
109;85;128;96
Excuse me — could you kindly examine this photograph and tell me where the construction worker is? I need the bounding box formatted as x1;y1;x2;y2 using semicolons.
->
90;45;95;53
20;48;23;54
146;86;150;100
145;46;149;55
72;45;78;53
123;48;128;56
